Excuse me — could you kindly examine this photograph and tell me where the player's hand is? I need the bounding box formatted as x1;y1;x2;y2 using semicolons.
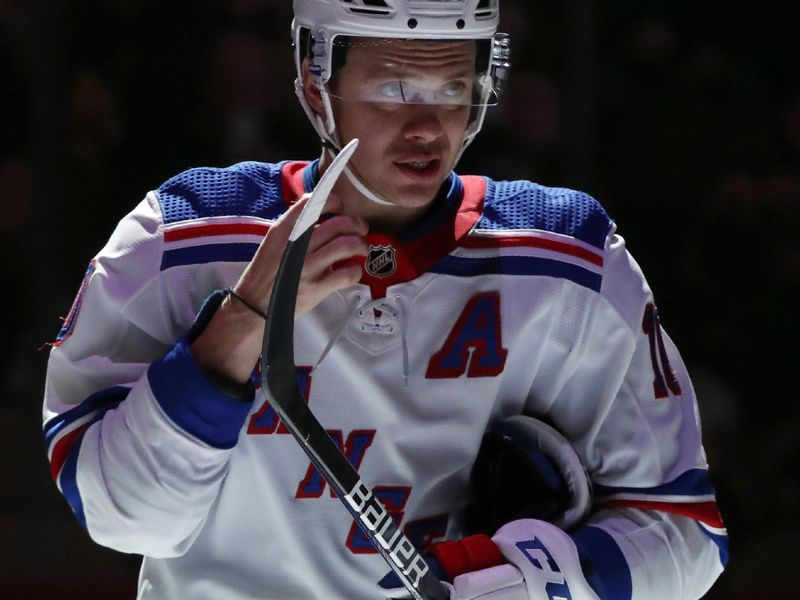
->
236;192;368;318
190;193;367;384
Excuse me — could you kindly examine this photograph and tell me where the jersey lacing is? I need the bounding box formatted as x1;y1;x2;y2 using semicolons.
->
313;292;410;385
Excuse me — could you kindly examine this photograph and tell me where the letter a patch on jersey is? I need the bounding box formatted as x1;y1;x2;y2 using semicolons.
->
426;292;507;378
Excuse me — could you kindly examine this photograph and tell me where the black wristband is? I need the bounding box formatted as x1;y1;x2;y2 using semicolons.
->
186;288;256;402
225;287;268;320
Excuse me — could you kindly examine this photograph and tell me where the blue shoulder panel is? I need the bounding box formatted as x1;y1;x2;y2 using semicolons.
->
156;161;289;224
476;179;613;250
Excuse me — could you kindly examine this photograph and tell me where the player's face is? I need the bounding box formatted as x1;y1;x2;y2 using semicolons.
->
329;39;475;209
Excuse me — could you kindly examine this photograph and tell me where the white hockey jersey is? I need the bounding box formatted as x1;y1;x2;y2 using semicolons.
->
43;159;728;599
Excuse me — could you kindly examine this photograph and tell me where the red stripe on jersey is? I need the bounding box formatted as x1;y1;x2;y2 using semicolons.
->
164;222;270;242
601;499;725;529
461;235;604;267
164;161;309;243
49;421;93;481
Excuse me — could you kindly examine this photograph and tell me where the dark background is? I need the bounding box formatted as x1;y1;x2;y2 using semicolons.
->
2;1;797;597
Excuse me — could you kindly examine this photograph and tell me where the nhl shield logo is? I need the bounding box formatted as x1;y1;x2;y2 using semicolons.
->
366;245;397;278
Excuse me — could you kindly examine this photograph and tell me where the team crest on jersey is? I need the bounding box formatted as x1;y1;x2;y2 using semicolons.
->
366;245;397;278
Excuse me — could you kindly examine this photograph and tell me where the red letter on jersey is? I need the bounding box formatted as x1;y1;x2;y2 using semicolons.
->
426;292;508;378
247;367;312;435
346;486;411;554
642;303;682;398
295;430;376;498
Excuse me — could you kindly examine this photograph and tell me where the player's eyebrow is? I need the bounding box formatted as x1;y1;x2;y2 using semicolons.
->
438;66;474;79
362;64;404;80
362;64;474;81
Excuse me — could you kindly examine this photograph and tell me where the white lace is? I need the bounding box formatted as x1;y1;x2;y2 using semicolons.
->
313;293;410;385
357;299;399;334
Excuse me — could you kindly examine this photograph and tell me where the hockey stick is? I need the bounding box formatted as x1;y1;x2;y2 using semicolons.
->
260;138;449;600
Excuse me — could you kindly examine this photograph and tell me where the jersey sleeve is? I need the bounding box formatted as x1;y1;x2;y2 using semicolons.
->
524;227;727;599
42;191;254;558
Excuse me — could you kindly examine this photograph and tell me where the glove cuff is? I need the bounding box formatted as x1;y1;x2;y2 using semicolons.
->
429;534;506;582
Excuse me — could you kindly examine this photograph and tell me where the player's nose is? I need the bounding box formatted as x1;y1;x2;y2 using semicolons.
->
401;108;445;144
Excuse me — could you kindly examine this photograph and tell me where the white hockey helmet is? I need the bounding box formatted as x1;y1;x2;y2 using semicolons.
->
291;0;511;204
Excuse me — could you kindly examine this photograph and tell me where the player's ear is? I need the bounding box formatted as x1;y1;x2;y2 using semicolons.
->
301;58;325;116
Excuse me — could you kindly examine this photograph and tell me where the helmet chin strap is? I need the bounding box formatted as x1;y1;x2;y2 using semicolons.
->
294;77;481;209
321;141;396;207
295;78;395;207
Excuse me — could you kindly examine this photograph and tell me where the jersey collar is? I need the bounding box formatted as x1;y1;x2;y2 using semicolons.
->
281;160;486;298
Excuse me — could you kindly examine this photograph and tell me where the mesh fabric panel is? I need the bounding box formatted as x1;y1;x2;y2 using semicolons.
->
477;179;612;249
156;161;289;224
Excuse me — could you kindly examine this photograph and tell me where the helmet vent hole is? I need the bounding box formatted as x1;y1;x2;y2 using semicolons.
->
342;0;393;17
474;0;498;20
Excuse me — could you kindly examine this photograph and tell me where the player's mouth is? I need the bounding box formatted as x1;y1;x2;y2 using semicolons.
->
393;158;442;181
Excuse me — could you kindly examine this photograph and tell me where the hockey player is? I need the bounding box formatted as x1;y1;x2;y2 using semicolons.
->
43;1;728;598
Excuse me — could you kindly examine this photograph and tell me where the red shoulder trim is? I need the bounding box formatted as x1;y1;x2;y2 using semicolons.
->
281;161;311;206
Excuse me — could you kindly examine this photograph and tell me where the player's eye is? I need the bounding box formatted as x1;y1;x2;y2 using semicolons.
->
440;81;468;99
377;81;405;100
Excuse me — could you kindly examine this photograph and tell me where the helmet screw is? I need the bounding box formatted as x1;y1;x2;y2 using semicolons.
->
407;18;418;29
456;19;466;29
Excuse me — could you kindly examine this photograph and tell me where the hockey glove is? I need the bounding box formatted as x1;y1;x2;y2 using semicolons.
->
483;518;600;600
379;524;600;599
380;415;595;598
467;415;592;534
439;524;600;599
377;534;519;599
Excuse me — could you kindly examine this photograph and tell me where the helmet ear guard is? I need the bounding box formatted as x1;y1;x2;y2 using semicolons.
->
466;415;593;536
